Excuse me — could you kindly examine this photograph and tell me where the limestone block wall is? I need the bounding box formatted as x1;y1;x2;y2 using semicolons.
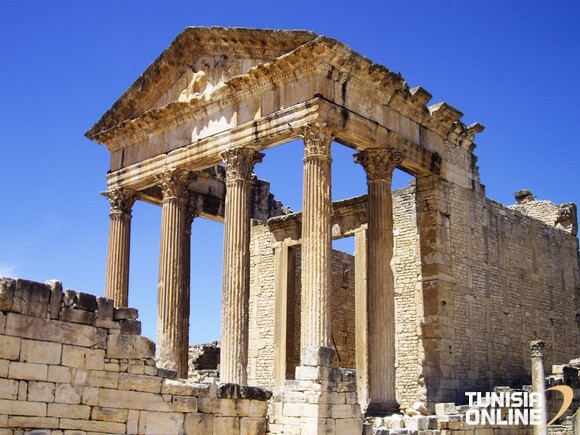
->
391;187;422;409
0;277;270;434
247;222;357;388
291;248;357;370
440;183;580;402
248;222;277;387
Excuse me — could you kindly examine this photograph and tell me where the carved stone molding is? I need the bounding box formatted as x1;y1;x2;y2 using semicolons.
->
354;148;403;182
105;188;139;215
157;169;191;200
301;123;335;160
530;340;545;358
220;147;264;182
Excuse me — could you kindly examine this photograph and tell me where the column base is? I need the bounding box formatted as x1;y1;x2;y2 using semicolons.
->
365;401;400;417
300;345;335;367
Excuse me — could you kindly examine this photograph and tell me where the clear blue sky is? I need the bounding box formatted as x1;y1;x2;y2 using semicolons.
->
1;1;578;345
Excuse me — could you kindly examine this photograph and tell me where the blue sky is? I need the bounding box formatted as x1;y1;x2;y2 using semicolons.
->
1;1;578;345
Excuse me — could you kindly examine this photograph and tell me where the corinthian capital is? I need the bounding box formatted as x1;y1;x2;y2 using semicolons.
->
104;188;138;214
157;169;191;200
301;123;335;160
220;147;264;182
354;148;403;182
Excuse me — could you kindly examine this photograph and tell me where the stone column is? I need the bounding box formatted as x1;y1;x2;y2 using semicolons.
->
530;340;547;435
354;226;369;408
104;187;138;307
300;123;335;366
157;169;190;378
220;147;264;384
178;203;198;378
354;147;403;414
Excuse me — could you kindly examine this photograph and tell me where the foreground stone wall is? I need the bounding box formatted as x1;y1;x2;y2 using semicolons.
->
0;278;270;434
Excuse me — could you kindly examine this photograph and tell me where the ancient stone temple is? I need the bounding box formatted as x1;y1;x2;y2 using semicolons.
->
0;27;577;434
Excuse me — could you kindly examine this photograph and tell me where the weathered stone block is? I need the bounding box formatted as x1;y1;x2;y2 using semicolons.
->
9;362;48;381
0;379;18;400
241;417;267;435
98;388;171;412
119;372;162;393
184;413;214;434
0;335;20;360
120;319;141;335
81;386;99;406
127;409;139;433
58;418;126;433
60;307;96;326
63;290;97;311
404;416;430;431
21;339;61;365
157;367;177;379
91;406;128;422
113;307;138;320
5;313;97;347
47;365;71;383
106;335;155;359
162;379;210;396
28;381;55;402
45;279;63;320
172;395;197;412
248;399;269;417
8;416;58;429
214;416;240;434
218;383;272;401
331;404;357;419
127;359;145;374
96;297;114;320
47;403;90;419
12;279;51;318
435;402;458;416
143;411;185;433
0;398;47;416
0;278;15;311
335;418;363;434
87;370;119;388
55;383;81;404
0;360;9;378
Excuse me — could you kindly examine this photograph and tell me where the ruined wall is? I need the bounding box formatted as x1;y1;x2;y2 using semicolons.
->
438;183;580;402
248;183;580;409
0;278;270;434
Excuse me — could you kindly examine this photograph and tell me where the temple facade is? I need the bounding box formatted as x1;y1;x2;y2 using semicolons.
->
84;27;580;433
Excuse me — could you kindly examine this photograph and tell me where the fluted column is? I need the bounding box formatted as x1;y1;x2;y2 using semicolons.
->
104;187;138;307
179;203;198;378
157;169;190;378
300;123;335;366
354;147;403;414
220;147;264;384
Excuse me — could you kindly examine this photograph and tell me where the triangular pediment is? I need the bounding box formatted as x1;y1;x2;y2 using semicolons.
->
86;27;317;138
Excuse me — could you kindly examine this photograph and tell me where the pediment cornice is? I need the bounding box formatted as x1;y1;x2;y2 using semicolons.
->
87;29;483;153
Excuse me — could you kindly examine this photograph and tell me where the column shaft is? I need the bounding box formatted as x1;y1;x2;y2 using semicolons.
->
157;169;190;378
530;340;547;435
355;148;402;413
300;124;334;365
220;147;263;384
104;188;137;307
